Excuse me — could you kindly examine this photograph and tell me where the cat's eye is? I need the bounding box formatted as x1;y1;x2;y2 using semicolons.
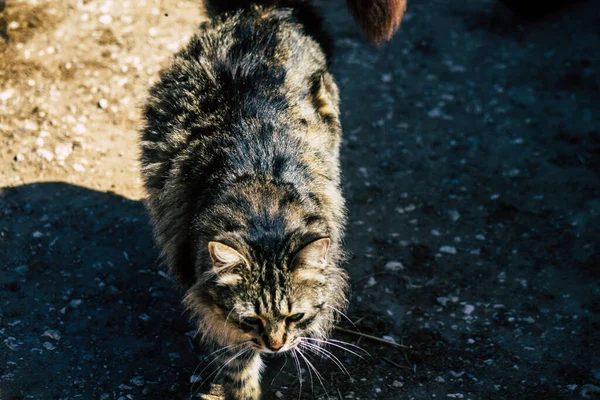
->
286;313;305;324
242;316;262;327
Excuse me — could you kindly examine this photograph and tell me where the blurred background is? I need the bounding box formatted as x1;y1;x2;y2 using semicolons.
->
1;0;599;398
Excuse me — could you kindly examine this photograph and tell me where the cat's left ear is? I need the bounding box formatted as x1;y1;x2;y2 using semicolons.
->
208;242;247;274
312;73;339;124
292;238;331;269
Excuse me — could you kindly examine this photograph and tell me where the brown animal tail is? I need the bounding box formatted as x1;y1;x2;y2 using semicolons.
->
203;0;406;44
345;0;406;43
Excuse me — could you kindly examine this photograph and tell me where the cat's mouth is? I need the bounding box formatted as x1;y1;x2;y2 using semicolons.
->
250;338;295;354
259;345;291;354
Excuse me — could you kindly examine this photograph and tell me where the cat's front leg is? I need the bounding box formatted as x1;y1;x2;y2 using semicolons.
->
222;349;263;400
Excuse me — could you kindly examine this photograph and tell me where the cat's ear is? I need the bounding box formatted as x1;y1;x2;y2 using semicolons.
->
292;238;331;269
208;242;247;274
311;73;339;124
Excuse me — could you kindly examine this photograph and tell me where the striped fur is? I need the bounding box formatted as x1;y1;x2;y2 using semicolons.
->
140;3;352;398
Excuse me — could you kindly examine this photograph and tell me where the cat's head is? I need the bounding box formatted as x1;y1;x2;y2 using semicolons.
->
184;237;348;353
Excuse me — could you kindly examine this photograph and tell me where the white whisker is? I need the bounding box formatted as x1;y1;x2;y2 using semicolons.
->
210;347;253;385
325;305;358;330
190;342;250;395
327;339;369;354
295;347;328;398
301;337;367;359
322;338;370;355
269;354;289;388
291;348;303;400
223;307;236;329
296;347;315;396
190;344;237;395
300;341;351;378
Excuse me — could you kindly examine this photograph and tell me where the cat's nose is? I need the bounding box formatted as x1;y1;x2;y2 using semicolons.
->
264;335;285;352
268;343;283;352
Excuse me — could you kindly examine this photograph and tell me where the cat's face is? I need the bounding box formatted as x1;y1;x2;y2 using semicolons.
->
186;238;347;353
228;262;332;354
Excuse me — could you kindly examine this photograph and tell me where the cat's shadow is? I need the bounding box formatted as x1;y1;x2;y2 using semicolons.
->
0;181;350;399
0;182;214;398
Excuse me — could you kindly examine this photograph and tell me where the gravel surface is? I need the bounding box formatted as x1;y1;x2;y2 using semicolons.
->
1;0;599;399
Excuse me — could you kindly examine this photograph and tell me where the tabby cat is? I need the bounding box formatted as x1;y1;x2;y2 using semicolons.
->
140;0;405;398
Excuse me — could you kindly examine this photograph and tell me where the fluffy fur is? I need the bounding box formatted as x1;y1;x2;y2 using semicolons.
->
140;0;404;398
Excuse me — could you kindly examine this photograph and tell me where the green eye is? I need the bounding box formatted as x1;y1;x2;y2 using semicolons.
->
287;313;305;323
242;316;262;326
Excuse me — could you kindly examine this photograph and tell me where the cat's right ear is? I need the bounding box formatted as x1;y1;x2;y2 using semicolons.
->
208;242;247;275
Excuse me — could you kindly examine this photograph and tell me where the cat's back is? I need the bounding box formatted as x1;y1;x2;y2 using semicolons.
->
141;5;336;192
140;4;345;286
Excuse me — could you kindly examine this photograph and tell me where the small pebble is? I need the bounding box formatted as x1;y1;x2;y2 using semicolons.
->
130;376;145;386
392;380;403;387
15;265;29;275
36;148;54;161
99;14;113;25
507;168;520;177
4;337;19;350
384;261;405;271
55;143;73;160
138;313;151;321
73;163;86;173
428;108;442;118
0;88;14;101
72;123;87;135
158;270;169;278
440;246;457;254
463;304;475;315
43;342;56;350
448;209;461;221
436;297;450;306
98;99;108;109
382;335;396;343
69;299;82;308
497;271;506;283
24;120;38;130
42;330;61;341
